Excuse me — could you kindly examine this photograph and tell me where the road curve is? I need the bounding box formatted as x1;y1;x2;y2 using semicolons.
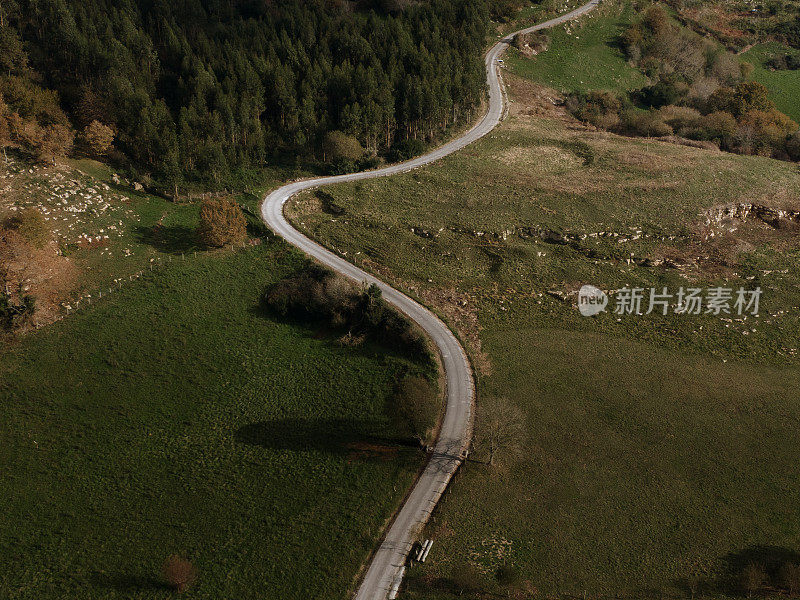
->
260;2;599;598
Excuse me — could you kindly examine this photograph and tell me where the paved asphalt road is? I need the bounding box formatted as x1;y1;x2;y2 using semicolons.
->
260;2;600;597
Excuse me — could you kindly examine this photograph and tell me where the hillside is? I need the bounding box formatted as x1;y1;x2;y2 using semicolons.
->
287;68;800;597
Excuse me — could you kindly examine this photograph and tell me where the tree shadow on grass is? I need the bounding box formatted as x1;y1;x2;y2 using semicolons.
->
90;572;168;593
236;418;416;457
673;545;800;598
134;224;202;254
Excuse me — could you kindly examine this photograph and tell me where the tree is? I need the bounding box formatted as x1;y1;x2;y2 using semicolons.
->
787;131;800;161
741;562;766;597
781;562;800;595
0;25;27;76
162;555;196;593
197;197;247;248
81;120;114;156
321;130;364;162
0;93;10;162
35;123;73;165
390;376;439;447
472;396;526;467
709;82;773;118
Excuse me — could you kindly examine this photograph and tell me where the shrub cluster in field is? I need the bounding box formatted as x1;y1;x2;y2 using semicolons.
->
265;263;430;360
565;4;800;160
197;197;247;248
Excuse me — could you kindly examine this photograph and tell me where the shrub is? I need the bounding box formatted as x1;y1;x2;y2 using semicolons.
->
490;0;525;22
658;105;703;135
620;109;673;137
81;120;114;156
734;108;799;155
633;79;684;108
162;555;196;593
565;90;623;128
2;207;51;249
0;290;36;331
741;561;766;597
780;562;800;595
197;197;247;248
701;111;738;142
766;54;789;70
390;375;439;446
264;265;430;358
389;137;426;161
787;131;800;161
708;81;773;118
643;4;669;33
322;130;363;163
709;50;742;85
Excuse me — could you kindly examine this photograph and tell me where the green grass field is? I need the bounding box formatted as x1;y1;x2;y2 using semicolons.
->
740;43;800;123
287;73;800;597
0;241;426;599
506;1;646;95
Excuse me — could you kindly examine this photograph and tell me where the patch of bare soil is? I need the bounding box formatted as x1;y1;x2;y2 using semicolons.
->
504;73;574;122
0;231;77;328
653;201;800;278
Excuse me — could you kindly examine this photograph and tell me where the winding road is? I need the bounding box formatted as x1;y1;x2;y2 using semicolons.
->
260;2;600;598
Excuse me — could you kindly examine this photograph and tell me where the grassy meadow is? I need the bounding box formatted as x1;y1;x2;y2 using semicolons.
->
0;241;427;599
740;43;800;123
286;69;800;598
505;0;646;95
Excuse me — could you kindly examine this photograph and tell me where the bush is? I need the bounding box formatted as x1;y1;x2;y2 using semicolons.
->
633;79;685;108
81;120;114;156
490;0;525;22
702;111;738;140
2;207;51;248
780;562;800;595
741;561;766;596
197;197;247;248
734;108;799;156
0;290;35;331
658;105;703;136
708;81;773;118
322;130;363;163
620;109;673;137
565;90;623;128
162;555;196;593
787;131;800;161
389;137;426;161
390;375;439;446
264;265;430;358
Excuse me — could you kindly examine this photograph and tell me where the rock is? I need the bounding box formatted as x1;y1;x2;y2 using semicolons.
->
541;228;567;245
133;182;144;192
